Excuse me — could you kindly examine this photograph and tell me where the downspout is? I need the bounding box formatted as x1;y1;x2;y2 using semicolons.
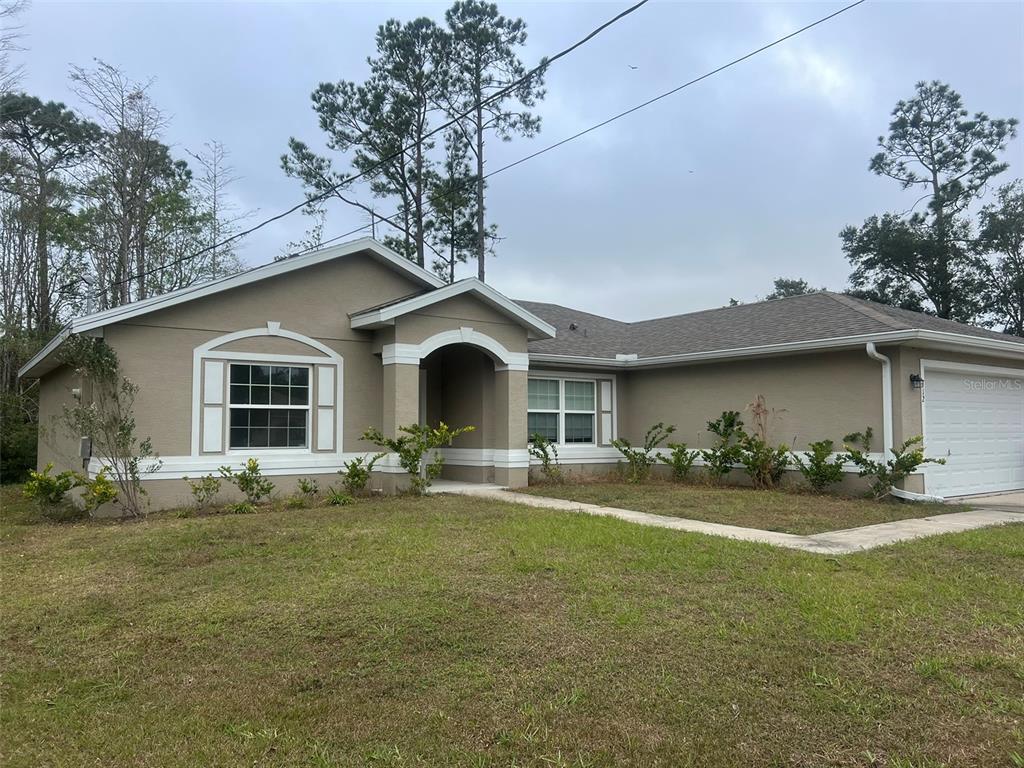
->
864;342;945;503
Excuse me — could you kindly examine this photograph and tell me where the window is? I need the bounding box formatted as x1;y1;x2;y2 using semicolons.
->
228;364;309;449
527;377;596;445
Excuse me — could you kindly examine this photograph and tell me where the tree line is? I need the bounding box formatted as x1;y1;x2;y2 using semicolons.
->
761;81;1022;337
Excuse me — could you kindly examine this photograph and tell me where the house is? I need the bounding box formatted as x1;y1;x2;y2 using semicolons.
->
19;238;1024;509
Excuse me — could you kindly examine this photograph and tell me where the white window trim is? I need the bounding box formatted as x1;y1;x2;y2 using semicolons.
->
226;362;312;453
190;323;344;457
528;373;610;447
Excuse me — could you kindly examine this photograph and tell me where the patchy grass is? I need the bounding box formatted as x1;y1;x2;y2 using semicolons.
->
519;481;968;535
2;489;1022;767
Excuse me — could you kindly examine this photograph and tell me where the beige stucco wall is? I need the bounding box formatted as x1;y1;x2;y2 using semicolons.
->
395;294;529;352
94;252;425;457
618;349;885;451
36;364;84;474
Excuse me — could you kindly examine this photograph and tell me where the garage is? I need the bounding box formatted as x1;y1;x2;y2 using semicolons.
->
922;362;1024;497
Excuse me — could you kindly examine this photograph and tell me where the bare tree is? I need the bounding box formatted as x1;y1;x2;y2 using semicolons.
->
0;0;27;97
186;139;248;277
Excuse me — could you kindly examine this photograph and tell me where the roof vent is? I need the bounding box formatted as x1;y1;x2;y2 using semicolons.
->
615;353;639;362
568;322;579;331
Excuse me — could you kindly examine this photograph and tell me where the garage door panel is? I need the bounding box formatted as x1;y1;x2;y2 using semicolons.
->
923;367;1024;496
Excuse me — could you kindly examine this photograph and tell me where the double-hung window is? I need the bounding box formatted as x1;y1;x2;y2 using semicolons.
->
527;377;596;444
228;363;310;449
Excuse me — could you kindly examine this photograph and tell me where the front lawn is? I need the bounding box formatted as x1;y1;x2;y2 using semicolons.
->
519;481;967;535
2;486;1022;767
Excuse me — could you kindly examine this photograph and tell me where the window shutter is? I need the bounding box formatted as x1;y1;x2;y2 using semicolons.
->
599;380;613;445
315;364;336;451
202;360;225;453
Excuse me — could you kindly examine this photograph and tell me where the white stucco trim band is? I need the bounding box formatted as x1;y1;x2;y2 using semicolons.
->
382;327;530;371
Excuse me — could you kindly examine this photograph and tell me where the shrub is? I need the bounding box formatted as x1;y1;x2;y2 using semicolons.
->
362;422;474;494
843;429;946;500
701;411;745;481
325;487;354;506
739;395;789;489
218;458;275;504
660;442;698;481
226;501;256;515
184;474;221;509
0;391;37;484
23;463;82;507
612;422;676;483
297;477;320;498
339;454;384;496
528;433;563;483
81;469;118;512
285;495;308;509
791;439;846;491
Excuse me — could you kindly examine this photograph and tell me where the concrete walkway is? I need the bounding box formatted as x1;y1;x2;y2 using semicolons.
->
429;481;1024;555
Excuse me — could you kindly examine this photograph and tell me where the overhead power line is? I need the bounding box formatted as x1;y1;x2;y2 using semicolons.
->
296;0;869;260
76;0;651;297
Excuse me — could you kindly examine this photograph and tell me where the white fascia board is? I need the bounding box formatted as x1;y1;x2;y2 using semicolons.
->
350;278;556;340
17;238;445;379
528;329;1024;369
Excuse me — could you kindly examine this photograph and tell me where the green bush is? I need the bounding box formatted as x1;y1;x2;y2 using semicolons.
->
0;392;36;484
612;422;676;483
325;487;354;506
791;440;846;491
339;454;383;496
184;474;221;509
527;433;563;483
660;442;698;481
297;477;320;497
739;435;790;489
219;458;274;504
843;429;945;499
362;422;474;495
701;411;745;481
81;469;118;511
23;463;82;507
226;501;256;515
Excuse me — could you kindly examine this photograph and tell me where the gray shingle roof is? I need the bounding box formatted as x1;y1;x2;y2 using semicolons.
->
518;292;1024;360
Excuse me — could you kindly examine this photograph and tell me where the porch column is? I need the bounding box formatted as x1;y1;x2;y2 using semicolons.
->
382;362;420;439
493;368;529;488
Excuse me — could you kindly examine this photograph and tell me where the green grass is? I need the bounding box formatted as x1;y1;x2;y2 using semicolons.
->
519;480;967;535
1;484;1022;767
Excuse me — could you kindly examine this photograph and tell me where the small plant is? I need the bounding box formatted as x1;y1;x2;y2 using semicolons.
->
285;495;308;509
791;439;846;492
362;422;474;494
81;469;118;511
527;433;563;483
701;411;745;482
739;395;789;489
339;454;384;496
226;501;256;515
184;474;221;509
611;422;676;483
23;463;82;507
297;477;320;498
843;428;946;500
218;458;275;504
660;442;698;481
325;486;354;506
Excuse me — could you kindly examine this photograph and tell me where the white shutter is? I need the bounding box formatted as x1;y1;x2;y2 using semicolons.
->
314;364;336;451
599;380;614;445
201;360;225;453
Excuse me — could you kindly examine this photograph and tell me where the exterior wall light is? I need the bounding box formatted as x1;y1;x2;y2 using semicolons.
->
909;373;924;390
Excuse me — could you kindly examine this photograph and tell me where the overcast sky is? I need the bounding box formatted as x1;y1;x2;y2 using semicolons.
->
15;0;1024;320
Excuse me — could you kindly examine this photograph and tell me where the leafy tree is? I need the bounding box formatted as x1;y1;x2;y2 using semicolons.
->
441;0;545;281
765;277;817;300
841;81;1017;321
0;92;101;332
978;180;1024;336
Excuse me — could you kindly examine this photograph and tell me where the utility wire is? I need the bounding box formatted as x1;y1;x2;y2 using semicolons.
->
297;0;869;261
71;0;651;299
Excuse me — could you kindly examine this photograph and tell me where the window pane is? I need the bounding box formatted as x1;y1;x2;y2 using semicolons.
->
229;428;248;448
230;385;249;405
269;410;290;427
528;379;559;410
269;427;288;446
250;386;270;405
289;410;306;428
564;381;595;411
270;386;289;405
564;413;594;443
290;388;308;406
271;366;290;385
288;427;306;447
250;365;270;384
230;410;248;427
290;368;308;386
249;410;269;427
249;428;269;447
230;365;249;384
527;412;558;442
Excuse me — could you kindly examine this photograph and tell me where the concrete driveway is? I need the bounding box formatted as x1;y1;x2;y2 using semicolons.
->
950;492;1024;513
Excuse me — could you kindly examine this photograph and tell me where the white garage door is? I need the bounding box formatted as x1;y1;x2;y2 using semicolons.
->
923;364;1024;497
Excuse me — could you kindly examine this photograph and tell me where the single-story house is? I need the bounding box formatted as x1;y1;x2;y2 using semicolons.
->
19;238;1024;509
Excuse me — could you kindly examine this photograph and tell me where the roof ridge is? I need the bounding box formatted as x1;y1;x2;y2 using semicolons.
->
825;292;906;330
